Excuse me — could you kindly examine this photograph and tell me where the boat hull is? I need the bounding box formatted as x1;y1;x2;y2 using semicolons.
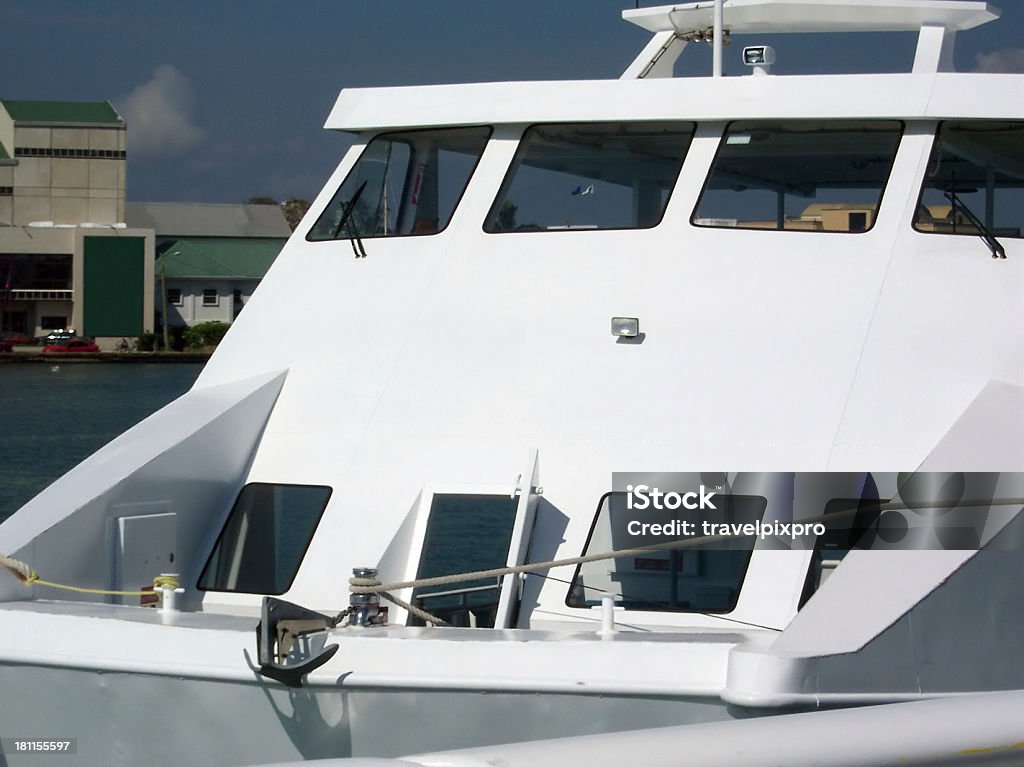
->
0;663;741;766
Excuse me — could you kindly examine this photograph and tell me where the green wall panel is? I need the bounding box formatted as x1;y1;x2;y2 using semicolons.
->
83;236;145;337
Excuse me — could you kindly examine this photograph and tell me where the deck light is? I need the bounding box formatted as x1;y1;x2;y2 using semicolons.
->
743;45;775;75
611;317;640;338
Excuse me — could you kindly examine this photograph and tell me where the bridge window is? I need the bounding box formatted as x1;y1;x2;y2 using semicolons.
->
914;120;1024;240
410;494;518;628
485;121;694;233
693;120;903;233
306;126;491;241
566;492;766;613
199;483;331;595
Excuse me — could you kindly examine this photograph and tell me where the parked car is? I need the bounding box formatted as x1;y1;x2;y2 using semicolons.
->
43;338;100;353
0;331;31;345
0;339;12;353
44;328;76;345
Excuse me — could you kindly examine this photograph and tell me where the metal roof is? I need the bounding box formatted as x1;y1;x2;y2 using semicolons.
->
623;0;999;34
125;202;292;238
1;99;123;125
155;238;285;279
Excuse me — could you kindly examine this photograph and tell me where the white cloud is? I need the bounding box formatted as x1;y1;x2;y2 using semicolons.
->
113;65;205;158
973;48;1024;73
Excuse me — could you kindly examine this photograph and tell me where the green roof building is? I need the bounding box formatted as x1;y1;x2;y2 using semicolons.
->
0;99;126;227
127;202;290;329
0;99;151;343
0;100;289;343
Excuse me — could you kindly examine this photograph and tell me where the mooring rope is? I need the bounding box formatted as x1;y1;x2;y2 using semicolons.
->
0;554;179;597
351;496;1024;599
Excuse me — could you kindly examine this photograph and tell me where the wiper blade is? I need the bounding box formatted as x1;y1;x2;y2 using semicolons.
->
348;213;368;260
944;190;1006;259
331;180;367;239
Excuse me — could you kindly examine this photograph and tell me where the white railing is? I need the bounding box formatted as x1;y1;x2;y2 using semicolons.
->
7;289;72;301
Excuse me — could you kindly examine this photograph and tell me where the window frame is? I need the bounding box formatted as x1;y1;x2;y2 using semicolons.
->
564;491;765;615
690;119;906;236
197;482;333;595
305;125;493;243
202;288;218;307
167;288;183;306
483;120;696;235
912;119;1024;242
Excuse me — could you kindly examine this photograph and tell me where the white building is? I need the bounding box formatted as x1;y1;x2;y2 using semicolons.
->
125;202;289;328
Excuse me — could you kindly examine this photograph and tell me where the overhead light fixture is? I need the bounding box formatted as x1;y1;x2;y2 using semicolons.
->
611;317;640;338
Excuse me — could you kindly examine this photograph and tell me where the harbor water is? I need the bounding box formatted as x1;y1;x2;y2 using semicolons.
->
0;364;203;522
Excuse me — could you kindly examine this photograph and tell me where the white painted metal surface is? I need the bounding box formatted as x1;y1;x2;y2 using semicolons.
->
622;0;999;35
252;691;1024;766
0;1;1021;764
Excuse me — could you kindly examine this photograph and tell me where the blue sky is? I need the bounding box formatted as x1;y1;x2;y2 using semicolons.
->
2;0;1021;205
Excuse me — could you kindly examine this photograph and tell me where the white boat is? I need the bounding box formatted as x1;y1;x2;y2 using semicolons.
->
2;1;1024;765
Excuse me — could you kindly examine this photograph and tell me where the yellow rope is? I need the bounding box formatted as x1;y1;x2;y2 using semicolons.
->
0;555;180;597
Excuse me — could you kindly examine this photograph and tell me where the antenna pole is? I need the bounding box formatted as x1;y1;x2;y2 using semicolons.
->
713;0;724;77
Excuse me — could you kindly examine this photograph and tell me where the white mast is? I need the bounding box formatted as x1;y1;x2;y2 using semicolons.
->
713;0;724;77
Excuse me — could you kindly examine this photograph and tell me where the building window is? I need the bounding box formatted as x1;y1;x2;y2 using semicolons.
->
202;289;218;306
692;120;904;233
232;289;243;304
167;288;183;306
486;121;695;233
40;316;67;330
307;125;492;241
0;253;72;290
0;187;11;197
914;120;1024;240
13;147;125;160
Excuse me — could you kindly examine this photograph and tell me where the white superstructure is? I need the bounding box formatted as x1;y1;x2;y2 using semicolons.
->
1;2;1023;765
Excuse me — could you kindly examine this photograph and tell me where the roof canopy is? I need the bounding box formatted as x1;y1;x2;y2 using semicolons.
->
126;203;291;239
623;0;999;34
155;238;284;280
0;100;122;125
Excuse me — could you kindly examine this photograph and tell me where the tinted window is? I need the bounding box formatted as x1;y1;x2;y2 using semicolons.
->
411;494;517;627
693;120;903;233
485;122;694;233
914;120;1024;240
566;492;766;613
307;126;491;241
199;483;331;594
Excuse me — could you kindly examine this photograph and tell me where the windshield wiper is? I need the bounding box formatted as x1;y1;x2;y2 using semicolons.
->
331;181;369;257
347;213;368;259
944;190;1006;259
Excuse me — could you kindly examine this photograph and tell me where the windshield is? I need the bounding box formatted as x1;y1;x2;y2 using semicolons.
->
307;126;491;241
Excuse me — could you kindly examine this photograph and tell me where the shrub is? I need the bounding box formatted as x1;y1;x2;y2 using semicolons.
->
137;332;156;352
183;321;230;349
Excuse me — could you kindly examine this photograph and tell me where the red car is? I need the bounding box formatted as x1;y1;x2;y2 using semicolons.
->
0;331;31;345
43;338;100;353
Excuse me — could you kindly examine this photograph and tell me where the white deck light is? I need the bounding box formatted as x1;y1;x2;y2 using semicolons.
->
611;317;640;338
743;45;776;75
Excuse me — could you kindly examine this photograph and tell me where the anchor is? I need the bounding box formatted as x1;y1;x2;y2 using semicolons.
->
256;596;342;688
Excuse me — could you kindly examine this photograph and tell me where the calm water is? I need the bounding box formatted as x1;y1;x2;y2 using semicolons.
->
0;364;203;521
